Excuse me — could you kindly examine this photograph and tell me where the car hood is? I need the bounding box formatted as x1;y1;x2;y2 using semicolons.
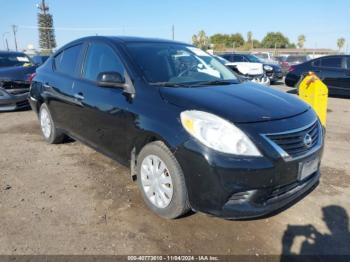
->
160;82;310;123
0;65;37;81
226;62;263;75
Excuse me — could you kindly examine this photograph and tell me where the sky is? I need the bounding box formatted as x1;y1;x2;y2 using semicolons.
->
0;0;349;51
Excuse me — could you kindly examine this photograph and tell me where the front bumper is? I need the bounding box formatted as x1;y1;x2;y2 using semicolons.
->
266;70;284;82
0;87;29;111
175;110;323;219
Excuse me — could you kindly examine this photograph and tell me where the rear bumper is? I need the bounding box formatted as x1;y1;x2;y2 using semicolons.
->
0;88;29;111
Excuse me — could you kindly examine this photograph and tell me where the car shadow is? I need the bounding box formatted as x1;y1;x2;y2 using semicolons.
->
280;205;350;260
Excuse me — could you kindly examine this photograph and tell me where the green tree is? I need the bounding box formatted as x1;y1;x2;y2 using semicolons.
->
297;35;306;49
261;32;290;48
37;0;56;54
192;30;210;50
252;39;261;48
229;33;245;48
210;33;245;49
337;37;346;51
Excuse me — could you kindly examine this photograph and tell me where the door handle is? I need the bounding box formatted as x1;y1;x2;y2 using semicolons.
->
74;93;85;100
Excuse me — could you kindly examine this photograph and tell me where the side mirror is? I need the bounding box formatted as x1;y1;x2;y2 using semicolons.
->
97;71;126;88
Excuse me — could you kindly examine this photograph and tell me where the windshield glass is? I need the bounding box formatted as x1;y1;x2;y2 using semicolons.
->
125;43;238;85
244;54;262;63
0;53;33;68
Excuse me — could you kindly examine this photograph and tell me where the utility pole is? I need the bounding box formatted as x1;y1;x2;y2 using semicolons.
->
172;25;175;40
2;32;10;51
12;25;18;51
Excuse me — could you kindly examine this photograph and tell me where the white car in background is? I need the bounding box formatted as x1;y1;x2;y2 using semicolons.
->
214;55;270;86
252;52;279;65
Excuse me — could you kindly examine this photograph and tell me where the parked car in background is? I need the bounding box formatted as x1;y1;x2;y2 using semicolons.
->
286;55;310;66
221;53;283;84
0;51;37;111
29;36;324;220
281;55;310;73
252;52;278;65
285;55;350;96
214;55;270;85
31;55;50;65
274;56;290;76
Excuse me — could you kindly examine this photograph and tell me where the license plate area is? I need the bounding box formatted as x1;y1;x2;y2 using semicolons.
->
298;157;319;181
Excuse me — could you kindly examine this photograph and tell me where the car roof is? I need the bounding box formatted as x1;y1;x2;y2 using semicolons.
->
0;51;27;56
67;35;189;46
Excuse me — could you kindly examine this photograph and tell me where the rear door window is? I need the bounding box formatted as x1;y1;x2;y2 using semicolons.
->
83;43;125;81
54;44;83;76
347;57;350;70
320;57;343;69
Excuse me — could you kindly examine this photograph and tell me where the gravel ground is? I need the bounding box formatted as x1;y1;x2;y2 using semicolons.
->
0;84;349;256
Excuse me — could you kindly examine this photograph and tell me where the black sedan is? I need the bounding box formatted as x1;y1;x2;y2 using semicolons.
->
29;36;323;219
220;53;283;83
285;55;350;96
0;51;37;111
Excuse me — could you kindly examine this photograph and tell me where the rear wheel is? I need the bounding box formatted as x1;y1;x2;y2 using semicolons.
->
137;141;190;219
39;104;66;144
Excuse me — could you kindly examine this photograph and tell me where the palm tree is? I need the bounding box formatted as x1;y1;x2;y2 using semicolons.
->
247;31;253;49
337;38;346;52
192;30;210;50
297;35;306;49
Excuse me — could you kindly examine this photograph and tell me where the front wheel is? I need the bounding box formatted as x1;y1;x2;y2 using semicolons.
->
39;104;66;144
137;141;190;219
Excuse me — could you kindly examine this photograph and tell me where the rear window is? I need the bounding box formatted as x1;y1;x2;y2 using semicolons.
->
321;57;342;68
0;53;33;68
54;44;83;76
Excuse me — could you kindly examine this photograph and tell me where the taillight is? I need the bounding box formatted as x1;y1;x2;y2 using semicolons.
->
27;73;36;83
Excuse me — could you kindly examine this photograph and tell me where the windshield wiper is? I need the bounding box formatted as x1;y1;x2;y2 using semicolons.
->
192;80;236;86
151;82;193;87
151;80;237;88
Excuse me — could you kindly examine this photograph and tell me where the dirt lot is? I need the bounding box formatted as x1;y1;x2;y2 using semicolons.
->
0;85;350;256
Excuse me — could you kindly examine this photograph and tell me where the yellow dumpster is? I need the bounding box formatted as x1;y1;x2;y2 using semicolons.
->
298;72;328;126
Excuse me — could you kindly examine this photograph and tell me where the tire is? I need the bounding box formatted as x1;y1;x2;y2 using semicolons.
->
136;141;190;219
39;103;66;144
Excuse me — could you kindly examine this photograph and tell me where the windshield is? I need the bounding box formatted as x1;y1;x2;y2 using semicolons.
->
125;43;238;85
244;54;262;63
0;53;33;68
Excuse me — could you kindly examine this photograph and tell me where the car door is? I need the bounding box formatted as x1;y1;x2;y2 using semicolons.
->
46;43;85;133
72;41;134;162
315;56;348;94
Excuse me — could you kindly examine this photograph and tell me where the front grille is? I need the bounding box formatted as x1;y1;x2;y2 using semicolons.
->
6;88;29;95
265;121;321;159
226;190;254;205
266;172;317;203
16;100;29;108
0;81;29;90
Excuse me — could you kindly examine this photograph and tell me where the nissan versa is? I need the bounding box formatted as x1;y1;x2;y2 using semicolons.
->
29;36;324;219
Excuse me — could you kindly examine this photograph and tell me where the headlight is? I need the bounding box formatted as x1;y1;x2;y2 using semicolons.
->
263;65;273;71
180;110;261;156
